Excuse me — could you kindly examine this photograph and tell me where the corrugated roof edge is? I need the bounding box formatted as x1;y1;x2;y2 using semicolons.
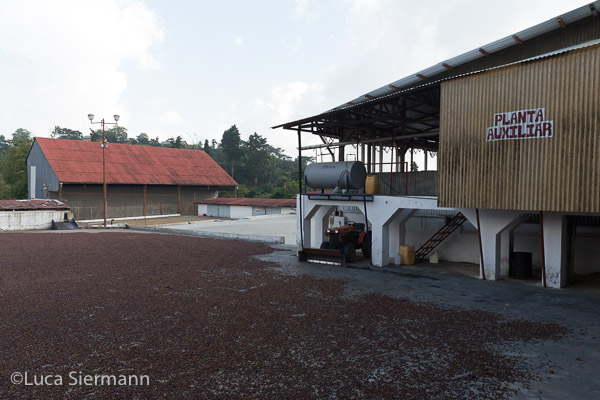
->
0;199;70;211
336;2;599;110
272;1;600;129
273;38;600;130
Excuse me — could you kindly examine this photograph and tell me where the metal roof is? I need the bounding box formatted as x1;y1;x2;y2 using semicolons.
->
0;199;70;211
333;1;600;111
195;197;296;208
34;138;238;187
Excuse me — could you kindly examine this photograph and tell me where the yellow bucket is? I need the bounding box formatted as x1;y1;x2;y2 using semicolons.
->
365;175;380;194
399;245;415;265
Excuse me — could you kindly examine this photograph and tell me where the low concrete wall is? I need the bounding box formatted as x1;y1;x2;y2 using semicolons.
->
199;204;295;219
0;210;68;231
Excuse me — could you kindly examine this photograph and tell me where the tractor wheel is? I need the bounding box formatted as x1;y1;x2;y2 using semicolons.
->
343;243;356;263
320;241;330;249
361;232;372;258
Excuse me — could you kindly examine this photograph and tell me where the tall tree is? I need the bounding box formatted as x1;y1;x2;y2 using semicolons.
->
243;133;271;186
136;133;150;145
51;126;83;140
1;129;33;199
0;135;8;159
202;139;211;155
166;136;186;148
220;125;242;178
149;137;162;147
91;126;129;143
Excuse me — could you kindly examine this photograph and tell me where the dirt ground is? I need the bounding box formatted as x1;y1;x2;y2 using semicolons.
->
0;231;569;399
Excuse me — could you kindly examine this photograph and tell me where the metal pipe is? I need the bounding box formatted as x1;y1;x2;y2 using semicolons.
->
102;121;107;228
540;211;547;287
476;208;486;280
404;162;408;195
297;127;302;195
379;142;383;173
89;115;118;228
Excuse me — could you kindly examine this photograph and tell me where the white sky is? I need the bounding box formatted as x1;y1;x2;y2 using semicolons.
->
0;0;592;157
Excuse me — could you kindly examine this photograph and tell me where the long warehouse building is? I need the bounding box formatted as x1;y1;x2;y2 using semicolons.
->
27;138;237;220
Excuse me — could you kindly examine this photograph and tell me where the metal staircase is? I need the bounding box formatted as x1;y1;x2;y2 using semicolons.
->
414;212;467;263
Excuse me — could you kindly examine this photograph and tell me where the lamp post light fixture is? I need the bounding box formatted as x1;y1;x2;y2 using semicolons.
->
88;113;120;228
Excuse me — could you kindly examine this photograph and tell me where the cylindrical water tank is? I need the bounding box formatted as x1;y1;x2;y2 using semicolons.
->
304;161;367;190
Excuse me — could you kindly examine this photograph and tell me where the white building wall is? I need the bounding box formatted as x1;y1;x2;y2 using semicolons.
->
199;205;294;219
230;205;251;219
0;210;69;231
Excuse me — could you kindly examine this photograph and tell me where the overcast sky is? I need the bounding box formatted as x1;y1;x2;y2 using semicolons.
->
0;0;591;156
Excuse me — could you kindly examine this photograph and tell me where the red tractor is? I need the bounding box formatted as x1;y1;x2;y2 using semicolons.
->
320;222;371;263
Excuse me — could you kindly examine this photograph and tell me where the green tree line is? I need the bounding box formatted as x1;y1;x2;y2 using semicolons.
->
0;125;310;200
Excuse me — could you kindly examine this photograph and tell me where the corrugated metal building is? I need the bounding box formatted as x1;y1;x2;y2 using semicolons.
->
439;42;600;212
275;2;600;288
27;138;237;220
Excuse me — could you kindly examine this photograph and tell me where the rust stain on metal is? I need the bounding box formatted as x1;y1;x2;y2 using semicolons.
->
0;199;70;211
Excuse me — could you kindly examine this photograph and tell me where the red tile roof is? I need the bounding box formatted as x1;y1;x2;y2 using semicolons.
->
0;199;70;211
195;197;296;208
34;138;237;187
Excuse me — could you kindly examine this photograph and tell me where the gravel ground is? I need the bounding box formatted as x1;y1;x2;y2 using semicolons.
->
0;231;569;399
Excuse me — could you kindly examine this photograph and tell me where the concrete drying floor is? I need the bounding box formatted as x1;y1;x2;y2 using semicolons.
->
1;230;599;399
140;213;297;245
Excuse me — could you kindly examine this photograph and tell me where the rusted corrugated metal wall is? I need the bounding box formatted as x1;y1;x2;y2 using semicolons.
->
439;44;600;212
59;185;218;220
378;171;438;196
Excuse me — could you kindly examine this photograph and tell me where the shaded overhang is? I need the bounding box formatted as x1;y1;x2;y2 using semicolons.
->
273;83;441;153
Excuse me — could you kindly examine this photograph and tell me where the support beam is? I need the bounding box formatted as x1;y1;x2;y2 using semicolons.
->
543;212;568;288
462;209;527;281
298;127;302;194
143;184;147;216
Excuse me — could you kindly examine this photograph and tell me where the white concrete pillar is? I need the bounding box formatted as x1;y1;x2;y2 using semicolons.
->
499;229;514;276
312;206;336;248
387;209;417;261
543;212;568;288
461;209;526;281
296;196;336;250
368;208;415;267
371;224;390;267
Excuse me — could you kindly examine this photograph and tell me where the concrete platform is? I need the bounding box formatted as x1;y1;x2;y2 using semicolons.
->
155;214;297;245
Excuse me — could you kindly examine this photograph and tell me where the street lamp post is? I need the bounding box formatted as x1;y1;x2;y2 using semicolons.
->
88;113;120;228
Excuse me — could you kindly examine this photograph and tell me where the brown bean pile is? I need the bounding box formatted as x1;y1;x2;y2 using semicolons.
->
0;232;567;399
